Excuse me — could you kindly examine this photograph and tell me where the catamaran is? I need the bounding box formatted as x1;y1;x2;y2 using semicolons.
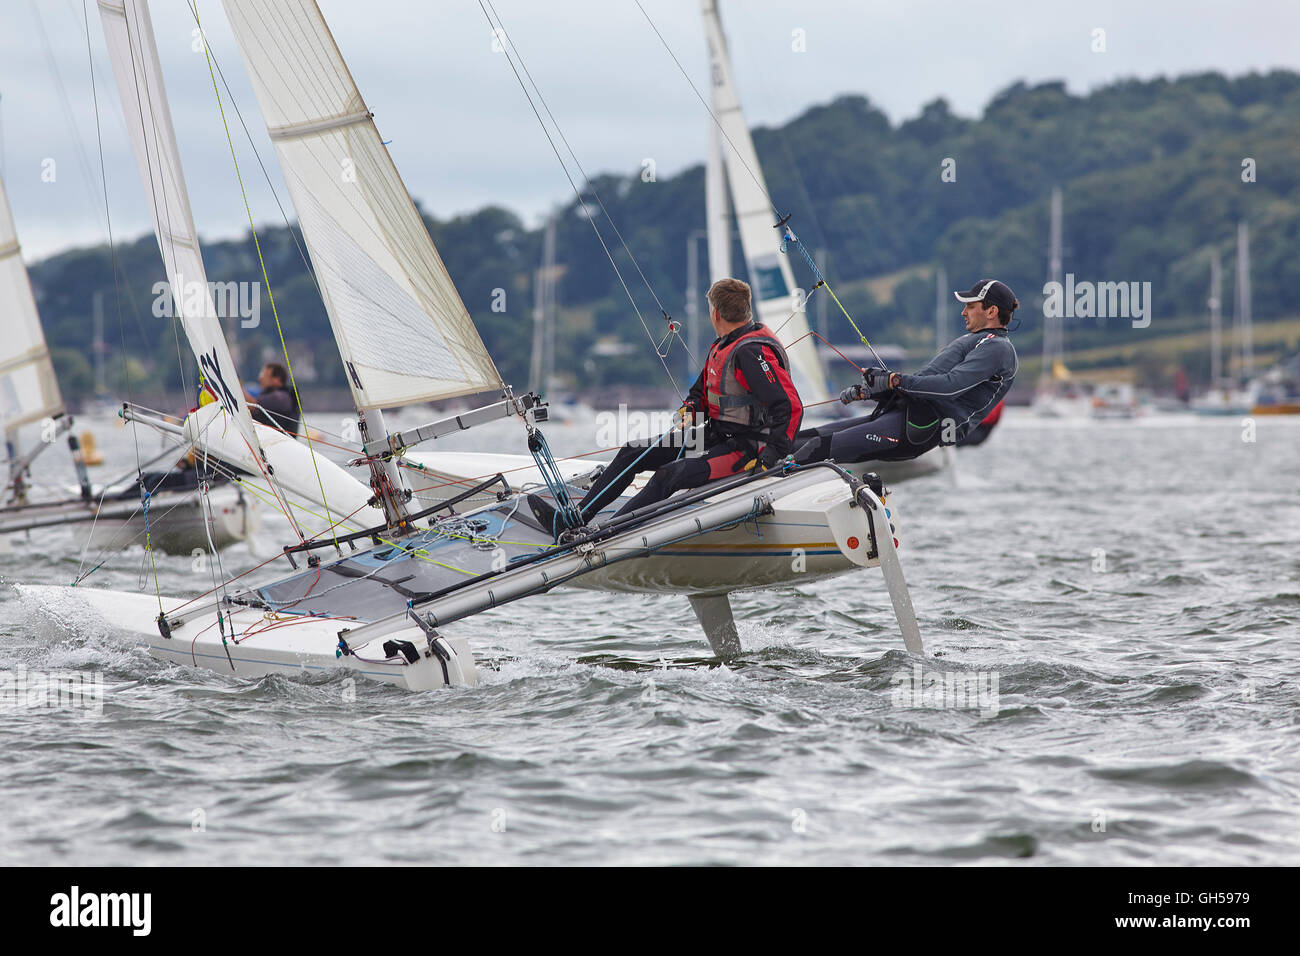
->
0;166;252;554
26;0;925;692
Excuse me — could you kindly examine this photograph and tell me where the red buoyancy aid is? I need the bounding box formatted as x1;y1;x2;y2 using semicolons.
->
704;324;791;427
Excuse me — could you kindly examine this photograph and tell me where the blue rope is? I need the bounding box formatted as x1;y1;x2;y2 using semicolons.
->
140;486;153;550
780;225;823;281
527;428;585;532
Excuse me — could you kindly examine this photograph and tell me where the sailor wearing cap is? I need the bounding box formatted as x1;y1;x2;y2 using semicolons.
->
793;279;1019;464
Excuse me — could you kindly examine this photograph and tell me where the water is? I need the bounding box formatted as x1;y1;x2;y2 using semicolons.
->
2;409;1297;865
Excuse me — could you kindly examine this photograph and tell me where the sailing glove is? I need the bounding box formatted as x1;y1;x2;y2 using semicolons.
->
862;366;893;399
839;384;866;404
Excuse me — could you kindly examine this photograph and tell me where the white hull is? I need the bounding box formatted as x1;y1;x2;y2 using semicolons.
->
24;465;913;691
1;484;255;554
1031;394;1092;418
18;584;475;692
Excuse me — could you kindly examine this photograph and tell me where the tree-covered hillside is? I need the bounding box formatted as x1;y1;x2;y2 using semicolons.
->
31;69;1300;406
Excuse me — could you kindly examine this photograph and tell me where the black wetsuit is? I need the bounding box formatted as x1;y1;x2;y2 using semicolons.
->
249;385;300;435
795;326;1017;464
576;322;803;520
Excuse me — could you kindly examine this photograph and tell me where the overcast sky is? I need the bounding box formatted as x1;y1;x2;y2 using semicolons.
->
2;0;1299;260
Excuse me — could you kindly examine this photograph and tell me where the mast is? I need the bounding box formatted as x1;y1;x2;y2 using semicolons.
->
685;230;701;370
92;291;108;403
1208;249;1222;387
700;0;830;405
542;212;557;398
1039;186;1064;394
1235;221;1253;380
704;110;731;282
528;210;558;397
529;266;545;396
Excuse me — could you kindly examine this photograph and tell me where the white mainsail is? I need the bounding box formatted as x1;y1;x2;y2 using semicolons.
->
99;0;263;459
0;170;64;436
701;0;830;405
220;0;502;412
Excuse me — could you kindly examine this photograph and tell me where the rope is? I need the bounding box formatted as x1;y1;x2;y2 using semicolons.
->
781;227;892;371
578;427;682;518
527;428;583;531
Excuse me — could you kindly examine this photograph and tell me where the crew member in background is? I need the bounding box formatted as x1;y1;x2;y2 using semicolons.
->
528;277;802;538
242;362;301;436
794;278;1019;464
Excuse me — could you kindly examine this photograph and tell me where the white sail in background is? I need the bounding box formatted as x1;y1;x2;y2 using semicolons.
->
99;0;264;461
701;0;830;405
221;0;502;411
0;170;64;436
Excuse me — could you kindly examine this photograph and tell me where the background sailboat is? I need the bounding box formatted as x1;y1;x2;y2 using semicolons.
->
1192;223;1257;415
1032;186;1091;418
0;166;253;553
700;0;830;409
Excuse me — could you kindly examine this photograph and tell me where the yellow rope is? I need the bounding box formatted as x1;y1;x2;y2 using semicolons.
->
192;3;340;549
815;279;873;359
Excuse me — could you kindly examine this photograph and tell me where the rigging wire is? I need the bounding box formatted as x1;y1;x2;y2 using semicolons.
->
477;0;682;393
632;0;892;372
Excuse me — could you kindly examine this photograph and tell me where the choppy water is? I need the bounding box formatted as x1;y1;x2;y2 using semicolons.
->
2;409;1297;865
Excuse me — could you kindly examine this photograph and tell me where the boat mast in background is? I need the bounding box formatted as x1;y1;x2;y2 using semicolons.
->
1208;249;1222;387
528;211;559;399
1038;185;1064;396
700;0;830;406
1235;221;1253;382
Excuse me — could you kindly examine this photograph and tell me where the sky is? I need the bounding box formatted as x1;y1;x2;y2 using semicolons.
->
2;0;1299;260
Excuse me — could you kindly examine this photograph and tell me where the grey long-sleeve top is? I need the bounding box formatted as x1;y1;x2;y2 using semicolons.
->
893;327;1018;441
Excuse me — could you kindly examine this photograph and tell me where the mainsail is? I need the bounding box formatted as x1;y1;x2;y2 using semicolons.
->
700;0;830;405
99;0;263;459
220;0;502;412
0;170;64;436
